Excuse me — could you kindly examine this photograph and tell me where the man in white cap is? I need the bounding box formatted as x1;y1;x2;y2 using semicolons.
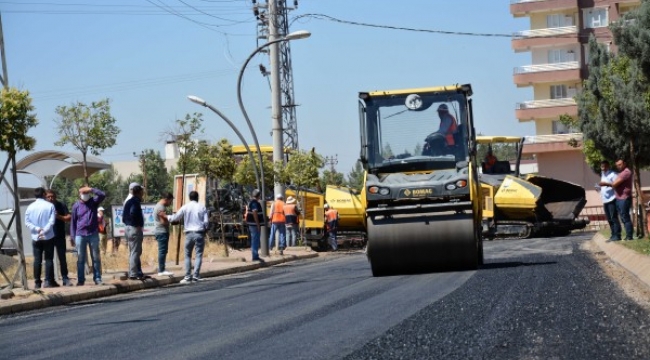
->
124;182;141;205
283;196;301;247
268;193;287;255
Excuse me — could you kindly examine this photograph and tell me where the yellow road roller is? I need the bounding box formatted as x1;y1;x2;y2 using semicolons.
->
358;84;483;276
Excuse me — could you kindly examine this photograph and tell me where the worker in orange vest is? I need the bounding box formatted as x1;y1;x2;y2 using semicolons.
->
324;203;340;251
484;148;498;174
268;193;287;255
424;104;458;156
283;196;301;247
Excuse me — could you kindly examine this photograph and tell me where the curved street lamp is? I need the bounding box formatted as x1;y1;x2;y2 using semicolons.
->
236;29;311;256
187;95;261;194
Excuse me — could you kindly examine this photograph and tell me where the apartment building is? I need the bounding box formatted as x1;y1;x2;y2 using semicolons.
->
510;0;642;206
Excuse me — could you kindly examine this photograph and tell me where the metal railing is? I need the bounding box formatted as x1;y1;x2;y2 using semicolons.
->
514;61;580;74
516;97;577;109
514;25;577;38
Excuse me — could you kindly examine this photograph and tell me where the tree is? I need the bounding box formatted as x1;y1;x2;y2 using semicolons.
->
345;161;364;190
133;149;171;201
234;153;274;197
196;139;236;183
0;87;38;289
0;87;38;154
283;148;324;244
575;34;650;238
320;169;344;190
54;99;120;184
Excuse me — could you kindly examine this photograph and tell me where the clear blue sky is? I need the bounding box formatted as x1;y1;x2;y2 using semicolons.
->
1;0;533;182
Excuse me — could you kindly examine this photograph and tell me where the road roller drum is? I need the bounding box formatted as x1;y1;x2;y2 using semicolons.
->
367;213;478;276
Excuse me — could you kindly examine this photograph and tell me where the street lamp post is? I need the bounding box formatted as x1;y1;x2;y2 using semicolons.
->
237;30;310;256
187;96;262;199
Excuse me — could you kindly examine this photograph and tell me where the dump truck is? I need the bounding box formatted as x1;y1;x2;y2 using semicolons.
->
358;84;483;276
477;136;589;239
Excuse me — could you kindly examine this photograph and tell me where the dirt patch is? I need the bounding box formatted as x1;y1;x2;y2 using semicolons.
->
582;239;650;311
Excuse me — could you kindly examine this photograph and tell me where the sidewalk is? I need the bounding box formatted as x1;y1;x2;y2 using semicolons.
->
591;232;650;289
0;247;318;315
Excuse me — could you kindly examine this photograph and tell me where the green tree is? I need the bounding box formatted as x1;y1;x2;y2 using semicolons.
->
381;143;394;158
196;139;236;183
171;113;204;180
54;99;120;184
133;149;171;202
575;35;650;237
0;87;38;154
345;160;364;190
234;153;274;197
320;169;345;190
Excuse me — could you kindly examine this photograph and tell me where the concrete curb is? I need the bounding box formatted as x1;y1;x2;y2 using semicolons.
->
592;232;650;289
0;253;318;316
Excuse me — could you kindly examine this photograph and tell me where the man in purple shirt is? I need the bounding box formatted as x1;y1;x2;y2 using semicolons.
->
600;158;633;240
70;186;106;285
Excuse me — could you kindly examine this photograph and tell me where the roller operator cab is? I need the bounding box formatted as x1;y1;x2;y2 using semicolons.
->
358;84;483;276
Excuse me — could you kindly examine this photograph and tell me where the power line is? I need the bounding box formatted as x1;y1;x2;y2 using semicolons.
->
291;13;595;39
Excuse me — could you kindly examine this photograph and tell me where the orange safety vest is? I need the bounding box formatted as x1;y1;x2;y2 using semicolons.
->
271;200;286;223
284;203;299;225
485;154;497;169
325;209;339;222
445;115;458;146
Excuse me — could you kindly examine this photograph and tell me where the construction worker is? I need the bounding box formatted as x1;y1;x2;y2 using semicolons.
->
424;104;457;155
484;148;498;174
324;203;340;251
283;196;300;247
268;193;287;255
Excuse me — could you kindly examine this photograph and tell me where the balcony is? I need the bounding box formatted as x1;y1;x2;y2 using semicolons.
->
511;0;578;17
512;26;578;52
515;98;577;121
513;61;581;86
523;133;582;154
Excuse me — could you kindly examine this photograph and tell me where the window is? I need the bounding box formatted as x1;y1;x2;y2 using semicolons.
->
550;85;567;99
552;120;578;134
547;14;573;28
584;8;608;28
547;14;561;28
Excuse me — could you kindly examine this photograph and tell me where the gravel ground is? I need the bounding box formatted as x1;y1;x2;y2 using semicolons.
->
344;235;650;360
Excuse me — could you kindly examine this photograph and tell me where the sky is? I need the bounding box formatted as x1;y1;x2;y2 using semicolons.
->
0;0;533;195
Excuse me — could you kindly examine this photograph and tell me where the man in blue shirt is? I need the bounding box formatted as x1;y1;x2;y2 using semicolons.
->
123;185;146;280
597;160;620;242
25;187;56;289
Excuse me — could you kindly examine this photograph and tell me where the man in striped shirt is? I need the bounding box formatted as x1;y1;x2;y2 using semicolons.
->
70;186;106;286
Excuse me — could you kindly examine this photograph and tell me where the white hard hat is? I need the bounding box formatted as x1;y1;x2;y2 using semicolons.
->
324;203;329;209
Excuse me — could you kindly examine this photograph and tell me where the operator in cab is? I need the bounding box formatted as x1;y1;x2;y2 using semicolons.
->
423;104;457;156
483;148;498;174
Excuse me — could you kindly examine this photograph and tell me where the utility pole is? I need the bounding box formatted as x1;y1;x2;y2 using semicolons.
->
324;154;338;185
269;0;284;198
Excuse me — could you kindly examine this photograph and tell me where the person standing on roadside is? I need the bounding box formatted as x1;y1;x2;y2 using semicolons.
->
154;192;175;276
324;203;340;251
167;191;208;284
268;193;287;255
70;186;106;286
246;189;263;261
25;187;57;289
45;189;73;286
284;196;300;247
97;206;108;255
123;185;146;280
123;182;141;205
600;158;633;241
597;160;620;242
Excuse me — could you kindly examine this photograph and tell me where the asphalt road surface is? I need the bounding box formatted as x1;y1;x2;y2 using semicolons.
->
2;232;650;360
